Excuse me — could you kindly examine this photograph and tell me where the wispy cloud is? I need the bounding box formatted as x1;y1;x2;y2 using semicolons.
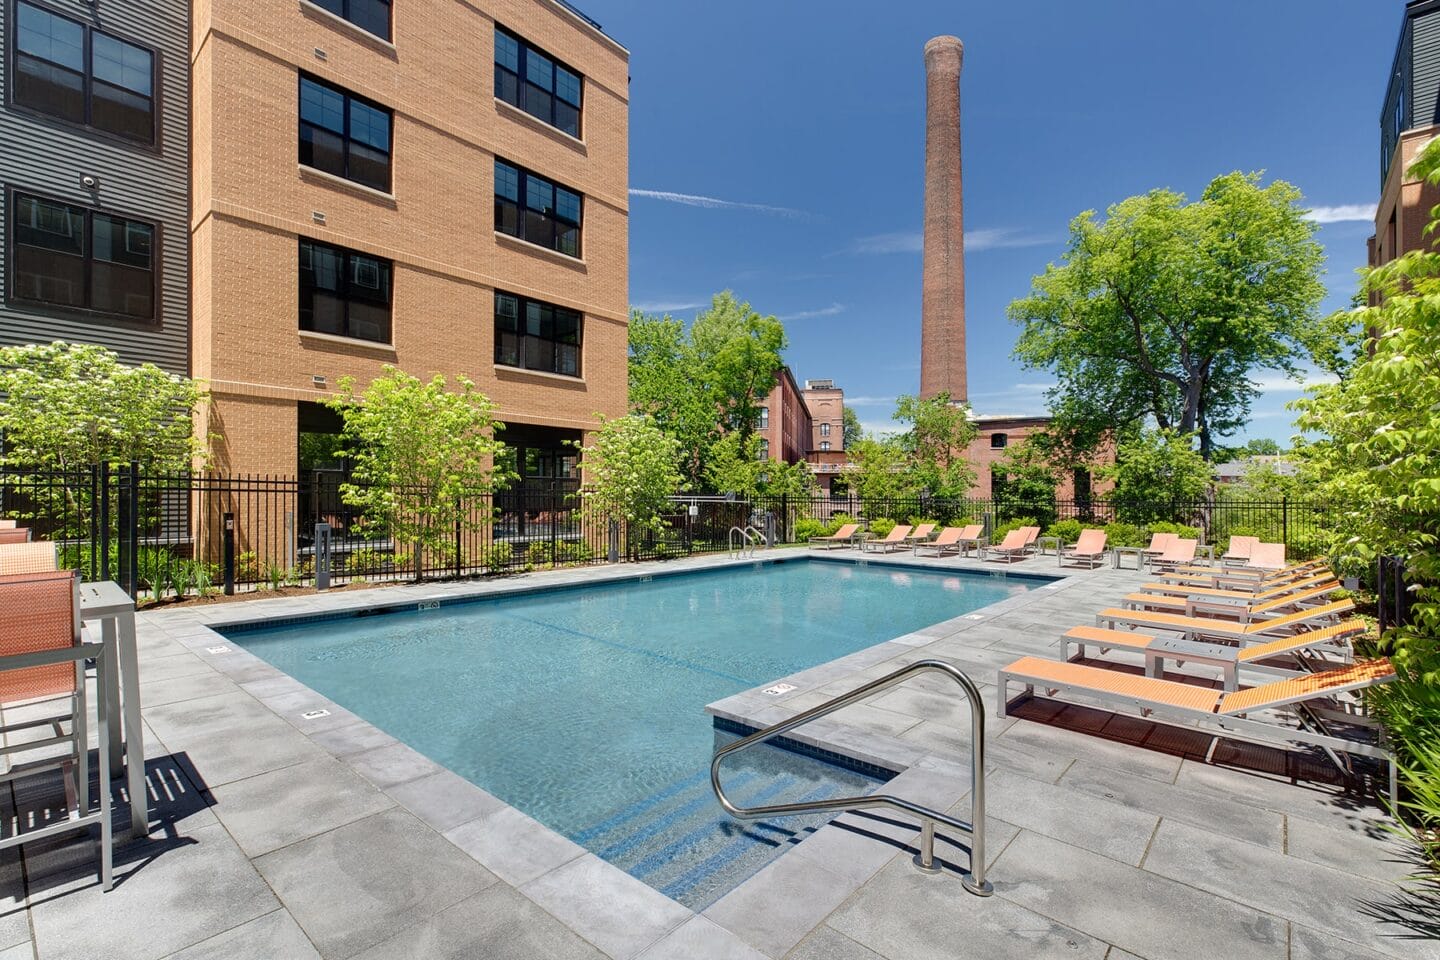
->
842;228;1056;256
629;188;806;218
779;303;845;321
1249;371;1338;393
844;396;895;408
1304;203;1376;224
631;299;704;314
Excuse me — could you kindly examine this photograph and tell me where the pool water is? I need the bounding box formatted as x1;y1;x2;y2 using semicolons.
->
227;558;1034;908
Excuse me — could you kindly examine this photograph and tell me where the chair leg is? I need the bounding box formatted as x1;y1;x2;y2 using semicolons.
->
75;667;89;816
94;655;113;892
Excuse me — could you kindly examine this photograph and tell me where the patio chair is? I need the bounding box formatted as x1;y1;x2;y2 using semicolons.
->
1246;542;1287;571
861;524;913;554
0;571;112;890
955;524;986;557
0;519;16;529
1097;598;1355;643
1139;571;1337;601
914;526;965;557
1150;538;1198;571
983;526;1037;564
1120;580;1341;622
905;523;938;544
997;655;1397;793
1158;560;1330;591
0;528;31;545
0;542;60;577
1141;532;1177;566
1221;535;1259;567
1059;529;1108;569
809;523;859;550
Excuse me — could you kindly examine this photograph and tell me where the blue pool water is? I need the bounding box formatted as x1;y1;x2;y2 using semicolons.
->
227;558;1034;907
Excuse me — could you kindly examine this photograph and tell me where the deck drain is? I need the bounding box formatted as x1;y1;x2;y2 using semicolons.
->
205;645;231;655
300;709;331;720
762;683;797;696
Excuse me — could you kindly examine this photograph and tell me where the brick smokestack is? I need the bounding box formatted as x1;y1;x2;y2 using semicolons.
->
920;35;966;403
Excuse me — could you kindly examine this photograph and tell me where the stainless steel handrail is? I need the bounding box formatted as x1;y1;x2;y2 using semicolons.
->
711;658;992;896
727;525;765;558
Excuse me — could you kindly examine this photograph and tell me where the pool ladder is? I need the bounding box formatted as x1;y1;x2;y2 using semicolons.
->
728;525;765;559
710;659;993;897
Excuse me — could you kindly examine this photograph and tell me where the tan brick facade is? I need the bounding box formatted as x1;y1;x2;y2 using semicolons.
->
191;0;629;476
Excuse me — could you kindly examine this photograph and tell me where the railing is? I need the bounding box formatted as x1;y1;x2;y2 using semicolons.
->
727;525;764;559
711;659;993;897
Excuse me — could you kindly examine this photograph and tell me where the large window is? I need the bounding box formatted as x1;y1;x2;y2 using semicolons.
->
494;160;581;257
13;1;154;144
308;0;390;41
9;192;155;320
494;292;581;377
299;74;392;192
757;407;769;429
299;238;392;343
819;422;830;437
493;27;582;137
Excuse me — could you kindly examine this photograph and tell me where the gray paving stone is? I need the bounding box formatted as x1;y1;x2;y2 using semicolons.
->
162;909;320;960
1172;760;1389;833
26;822;279;960
1141;819;1439;959
826;852;1106;960
520;854;692;960
963;768;1159;865
0;851;32;953
783;925;886;960
995;717;1184;784
1282;815;1419;884
992;830;1287;960
134;654;217;684
1289;924;1405;960
345;741;445;789
0;944;31;960
255;807;498;960
704;848;858;959
385;769;507;833
144;692;329;788
636;915;771;960
349;884;606;960
443;804;586;887
207;754;395;857
305;719;398;757
139;671;241;707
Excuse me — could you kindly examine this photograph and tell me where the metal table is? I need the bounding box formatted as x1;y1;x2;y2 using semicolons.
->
1113;546;1146;570
80;581;147;840
1035;535;1062;557
1185;593;1253;621
1144;635;1239;690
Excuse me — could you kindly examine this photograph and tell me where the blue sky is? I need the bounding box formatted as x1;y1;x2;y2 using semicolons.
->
581;1;1399;444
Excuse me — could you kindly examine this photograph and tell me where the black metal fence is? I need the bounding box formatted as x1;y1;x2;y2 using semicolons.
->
0;465;1332;603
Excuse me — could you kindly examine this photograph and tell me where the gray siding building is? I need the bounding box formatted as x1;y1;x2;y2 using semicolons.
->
0;0;188;373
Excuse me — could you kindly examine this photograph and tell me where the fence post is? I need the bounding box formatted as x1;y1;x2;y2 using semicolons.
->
98;462;110;582
223;512;236;595
1281;496;1289;551
550;487;559;568
454;497;463;579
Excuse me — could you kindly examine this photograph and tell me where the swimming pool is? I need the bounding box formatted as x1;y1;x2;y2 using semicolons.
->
226;557;1039;908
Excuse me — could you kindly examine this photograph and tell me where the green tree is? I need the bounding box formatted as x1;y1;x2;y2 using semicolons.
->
842;406;863;448
1009;171;1337;459
577;414;686;538
0;341;206;471
892;393;979;497
844;436;914;508
704;433;818;500
1101;428;1211;524
1241;437;1282;457
993;437;1061;523
325;367;509;578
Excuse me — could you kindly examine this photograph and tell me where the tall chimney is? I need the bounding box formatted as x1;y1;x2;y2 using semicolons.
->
920;36;966;403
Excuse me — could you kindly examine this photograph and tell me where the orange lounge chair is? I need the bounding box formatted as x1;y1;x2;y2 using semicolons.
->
905;523;938;544
1097;598;1355;643
1140;572;1337;601
1221;535;1259;567
0;529;30;545
983;526;1038;564
809;523;860;550
1151;538;1199;571
1120;581;1341;622
1246;542;1287;571
0;520;16;529
914;526;965;557
1159;560;1330;591
955;524;986;557
861;524;913;553
997;656;1397;792
1059;529;1108;569
1141;532;1177;566
0;542;60;577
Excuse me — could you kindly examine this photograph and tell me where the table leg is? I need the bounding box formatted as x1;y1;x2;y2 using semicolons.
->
119;609;148;840
1146;654;1163;680
102;617;123;773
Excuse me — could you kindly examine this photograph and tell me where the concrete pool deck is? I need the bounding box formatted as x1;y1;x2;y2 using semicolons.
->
0;548;1432;959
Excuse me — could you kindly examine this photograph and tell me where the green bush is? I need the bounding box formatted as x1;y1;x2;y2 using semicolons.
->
1144;521;1202;541
1044;519;1084;544
869;518;897;538
1102;522;1148;548
556;540;594;564
1369;653;1440;885
481;541;514;573
906;516;941;530
823;513;855;536
990;517;1039;545
527;541;554;568
794;518;827;542
345;548;390;576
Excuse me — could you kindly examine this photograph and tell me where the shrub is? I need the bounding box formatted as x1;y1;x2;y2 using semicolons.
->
1044;518;1084;544
869;518;897;538
481;541;514;573
527;541;554;568
1102;522;1147;548
794;518;827;542
556;541;594;564
990;517;1039;545
1145;521;1201;542
906;516;941;530
823;513;854;536
345;548;390;576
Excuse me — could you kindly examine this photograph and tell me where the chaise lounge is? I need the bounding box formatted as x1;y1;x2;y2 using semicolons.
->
1058;529;1108;569
809;523;859;550
861;524;913;554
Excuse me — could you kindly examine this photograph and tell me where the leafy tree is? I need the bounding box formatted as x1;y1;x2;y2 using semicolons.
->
892;393;978;497
1009;171;1338;459
844;436;915;507
325;367;509;578
577;414;685;537
842;406;863;449
705;433;817;499
1240;437;1282;457
0;341;206;472
628;292;786;487
1100;428;1211;524
993;437;1060;524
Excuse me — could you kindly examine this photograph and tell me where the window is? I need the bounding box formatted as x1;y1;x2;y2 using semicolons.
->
819;422;830;437
494;27;582;137
308;0;390;41
299;238;392;343
757;439;769;461
299;74;392;192
757;407;769;429
494;291;581;376
494;160;582;257
820;441;830;452
13;1;155;144
9;191;155;319
990;433;1008;449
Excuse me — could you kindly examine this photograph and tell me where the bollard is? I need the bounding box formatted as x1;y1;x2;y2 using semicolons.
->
314;522;332;590
223;512;236;595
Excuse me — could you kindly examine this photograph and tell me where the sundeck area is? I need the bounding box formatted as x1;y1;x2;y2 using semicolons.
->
0;549;1426;960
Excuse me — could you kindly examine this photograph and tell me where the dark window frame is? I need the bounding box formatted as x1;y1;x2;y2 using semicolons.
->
4;185;162;325
493;159;583;258
305;0;392;42
493;290;583;378
298;237;394;344
298;72;394;193
6;0;160;149
493;25;583;138
990;433;1008;449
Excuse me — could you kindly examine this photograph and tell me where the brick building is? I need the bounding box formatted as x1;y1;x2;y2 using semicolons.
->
1371;0;1440;273
756;366;810;465
191;0;629;484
